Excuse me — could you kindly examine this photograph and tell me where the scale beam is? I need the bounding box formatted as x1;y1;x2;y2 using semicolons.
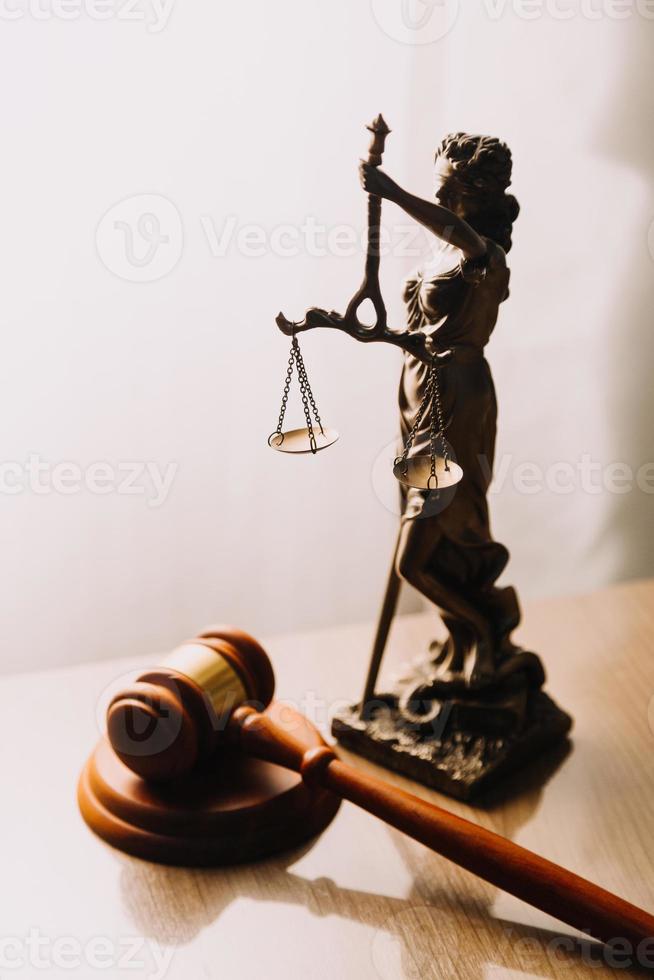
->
275;308;449;366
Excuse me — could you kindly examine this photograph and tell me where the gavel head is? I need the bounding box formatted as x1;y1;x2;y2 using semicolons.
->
106;626;275;782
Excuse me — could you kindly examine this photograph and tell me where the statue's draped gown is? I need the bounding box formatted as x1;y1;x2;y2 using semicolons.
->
400;238;519;630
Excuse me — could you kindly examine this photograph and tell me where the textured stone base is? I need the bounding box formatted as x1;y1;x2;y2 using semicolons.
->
332;690;572;803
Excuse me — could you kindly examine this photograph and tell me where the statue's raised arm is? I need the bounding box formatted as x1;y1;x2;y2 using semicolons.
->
275;114;450;368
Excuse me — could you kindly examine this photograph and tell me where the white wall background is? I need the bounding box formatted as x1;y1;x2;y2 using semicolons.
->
0;1;652;673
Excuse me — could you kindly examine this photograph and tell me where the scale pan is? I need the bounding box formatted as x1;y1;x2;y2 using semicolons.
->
268;426;339;454
393;456;463;490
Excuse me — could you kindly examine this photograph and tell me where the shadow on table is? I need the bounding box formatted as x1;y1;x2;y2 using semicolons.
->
117;854;650;978
115;738;650;978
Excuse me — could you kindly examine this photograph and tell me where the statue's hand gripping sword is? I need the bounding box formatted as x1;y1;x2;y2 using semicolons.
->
276;115;444;366
343;113;391;334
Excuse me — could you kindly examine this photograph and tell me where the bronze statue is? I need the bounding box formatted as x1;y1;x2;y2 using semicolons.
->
275;118;571;800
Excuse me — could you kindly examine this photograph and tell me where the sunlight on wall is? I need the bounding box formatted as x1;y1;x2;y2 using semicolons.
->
0;2;651;671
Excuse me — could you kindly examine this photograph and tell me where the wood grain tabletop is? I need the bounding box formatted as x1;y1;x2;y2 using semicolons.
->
2;578;654;978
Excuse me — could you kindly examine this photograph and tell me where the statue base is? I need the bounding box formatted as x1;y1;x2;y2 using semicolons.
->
331;680;572;803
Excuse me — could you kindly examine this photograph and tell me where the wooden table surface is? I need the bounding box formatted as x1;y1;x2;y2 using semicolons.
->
3;579;654;979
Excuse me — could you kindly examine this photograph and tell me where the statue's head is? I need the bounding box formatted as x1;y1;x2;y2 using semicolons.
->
434;133;520;252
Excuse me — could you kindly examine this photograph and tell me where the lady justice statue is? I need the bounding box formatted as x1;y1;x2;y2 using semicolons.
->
275;118;571;800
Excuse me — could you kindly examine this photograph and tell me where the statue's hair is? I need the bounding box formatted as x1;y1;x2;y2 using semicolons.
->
435;133;520;252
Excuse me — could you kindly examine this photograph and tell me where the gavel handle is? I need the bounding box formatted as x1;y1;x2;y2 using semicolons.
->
229;706;654;948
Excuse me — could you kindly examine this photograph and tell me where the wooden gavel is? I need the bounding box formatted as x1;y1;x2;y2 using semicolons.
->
105;627;654;949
